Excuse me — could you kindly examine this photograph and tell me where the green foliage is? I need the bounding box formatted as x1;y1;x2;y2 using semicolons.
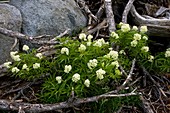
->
40;36;122;103
4;23;170;112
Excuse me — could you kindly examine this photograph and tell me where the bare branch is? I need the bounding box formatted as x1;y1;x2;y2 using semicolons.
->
122;0;135;23
118;58;136;91
104;0;116;33
0;92;139;112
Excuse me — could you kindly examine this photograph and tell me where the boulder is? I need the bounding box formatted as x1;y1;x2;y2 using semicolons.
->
10;0;87;36
0;3;22;64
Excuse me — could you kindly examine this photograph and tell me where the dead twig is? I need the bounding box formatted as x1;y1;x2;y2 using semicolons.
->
118;58;136;91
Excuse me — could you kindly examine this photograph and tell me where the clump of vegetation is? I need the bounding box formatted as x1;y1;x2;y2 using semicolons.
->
4;23;170;111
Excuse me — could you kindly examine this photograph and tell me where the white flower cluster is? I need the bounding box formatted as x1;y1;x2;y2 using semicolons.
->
121;23;130;32
132;26;138;31
87;59;98;69
56;76;62;84
130;33;141;47
10;51;21;61
148;55;154;62
142;36;148;40
64;65;72;73
104;50;118;60
36;53;43;59
141;46;149;52
165;48;170;57
61;47;69;55
79;33;87;41
33;63;40;69
22;45;29;51
93;38;109;47
12;67;20;73
140;26;148;33
78;44;86;52
119;50;126;55
131;40;138;47
133;33;141;41
111;61;119;69
96;68;106;80
72;73;80;83
110;31;119;39
3;62;12;68
84;79;90;87
22;64;29;71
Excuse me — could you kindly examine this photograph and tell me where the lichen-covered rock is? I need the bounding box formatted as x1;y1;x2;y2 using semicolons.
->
0;3;22;64
10;0;87;36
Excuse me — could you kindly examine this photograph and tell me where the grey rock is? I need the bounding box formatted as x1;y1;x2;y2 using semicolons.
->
10;0;87;36
0;3;22;64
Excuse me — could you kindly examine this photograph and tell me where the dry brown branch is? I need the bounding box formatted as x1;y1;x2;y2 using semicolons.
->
104;0;116;33
122;0;135;23
0;27;60;45
86;19;107;35
0;92;139;112
76;0;98;23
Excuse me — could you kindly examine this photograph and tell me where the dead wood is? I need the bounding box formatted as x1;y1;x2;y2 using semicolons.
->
104;0;116;32
122;0;135;23
0;92;139;112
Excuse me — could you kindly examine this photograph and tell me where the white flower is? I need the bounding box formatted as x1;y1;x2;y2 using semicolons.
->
132;26;138;31
87;59;98;69
79;33;87;41
61;47;69;55
12;67;20;73
119;22;123;27
72;73;80;83
121;24;130;32
165;50;170;57
64;65;72;73
78;44;86;52
86;41;92;46
104;54;110;58
36;53;43;59
140;26;148;33
22;64;29;71
111;61;119;69
142;36;148;40
10;51;18;57
56;76;62;84
22;45;29;51
109;50;118;60
4;62;12;68
110;32;119;39
141;46;149;52
33;63;40;69
119;50;126;55
133;33;141;41
131;40;138;47
93;38;107;47
148;55;154;62
93;40;102;47
84;79;90;87
12;55;21;61
167;48;170;51
96;68;106;80
87;35;93;41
